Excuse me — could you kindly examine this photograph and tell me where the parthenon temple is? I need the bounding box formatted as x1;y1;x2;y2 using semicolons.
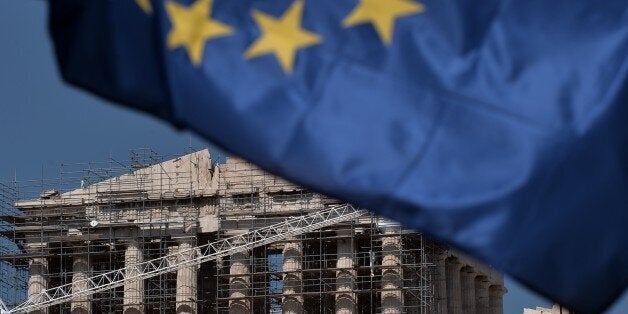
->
0;149;506;313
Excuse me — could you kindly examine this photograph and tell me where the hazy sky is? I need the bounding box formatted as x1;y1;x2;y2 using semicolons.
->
0;1;625;313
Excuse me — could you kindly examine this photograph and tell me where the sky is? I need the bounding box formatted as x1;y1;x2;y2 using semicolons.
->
0;1;626;313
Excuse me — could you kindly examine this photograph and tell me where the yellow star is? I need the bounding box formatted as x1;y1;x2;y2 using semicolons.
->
166;0;234;66
244;0;322;74
135;0;152;15
343;0;424;45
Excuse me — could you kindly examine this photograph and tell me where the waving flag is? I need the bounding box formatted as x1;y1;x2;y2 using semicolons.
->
48;0;627;311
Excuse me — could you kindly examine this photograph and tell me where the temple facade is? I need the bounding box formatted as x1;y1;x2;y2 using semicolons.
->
2;150;506;313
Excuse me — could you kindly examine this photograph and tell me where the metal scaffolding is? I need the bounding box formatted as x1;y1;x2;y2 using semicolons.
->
213;220;436;313
0;149;504;314
6;205;363;313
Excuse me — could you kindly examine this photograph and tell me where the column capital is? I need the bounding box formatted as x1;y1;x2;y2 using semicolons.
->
446;257;464;271
282;241;303;257
475;274;491;289
435;250;449;261
28;256;48;269
489;285;507;297
462;265;478;276
72;254;89;266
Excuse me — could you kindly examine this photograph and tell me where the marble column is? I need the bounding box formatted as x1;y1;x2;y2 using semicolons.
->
123;239;144;314
461;266;477;314
475;276;490;314
489;285;506;314
433;252;448;314
445;258;463;314
380;228;402;314
229;251;250;314
71;250;91;314
27;254;48;314
175;237;197;314
335;230;356;314
282;239;303;314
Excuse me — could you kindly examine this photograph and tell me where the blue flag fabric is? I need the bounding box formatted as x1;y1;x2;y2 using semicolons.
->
48;0;627;312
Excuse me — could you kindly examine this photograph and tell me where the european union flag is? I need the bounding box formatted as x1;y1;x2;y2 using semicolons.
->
48;0;627;312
